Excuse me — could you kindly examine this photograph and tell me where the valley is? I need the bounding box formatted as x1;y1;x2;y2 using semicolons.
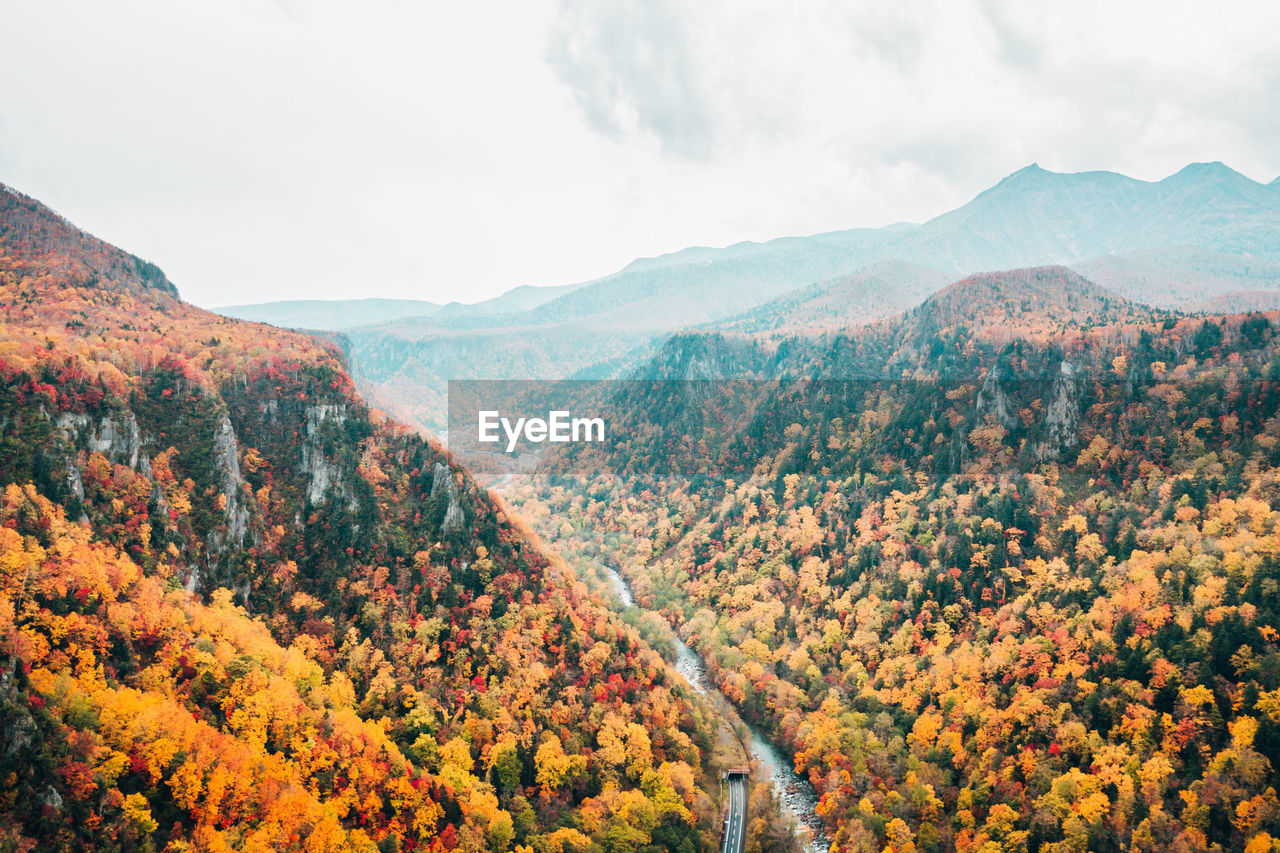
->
5;160;1280;852
602;564;829;853
7;1;1280;850
0;183;732;851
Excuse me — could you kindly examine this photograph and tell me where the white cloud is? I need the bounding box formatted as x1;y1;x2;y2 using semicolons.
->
0;0;1277;307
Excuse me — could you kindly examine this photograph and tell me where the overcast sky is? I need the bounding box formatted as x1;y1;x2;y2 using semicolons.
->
2;0;1278;308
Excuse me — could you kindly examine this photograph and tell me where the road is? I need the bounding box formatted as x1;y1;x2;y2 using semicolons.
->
721;772;748;853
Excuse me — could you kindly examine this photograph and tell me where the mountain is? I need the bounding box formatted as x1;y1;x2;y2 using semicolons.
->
216;297;442;329
0;183;726;850
1073;246;1280;309
217;280;588;332
434;281;589;318
1;180;178;299
1186;289;1280;314
894;161;1280;268
344;317;658;431
894;265;1163;338
708;260;953;336
516;161;1280;328
333;163;1280;432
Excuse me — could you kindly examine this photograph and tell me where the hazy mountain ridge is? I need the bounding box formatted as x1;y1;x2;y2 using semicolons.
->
217;297;442;329
156;163;1280;346
434;280;587;317
1071;246;1280;309
273;162;1280;433
216;281;589;332
522;161;1280;326
707;260;954;336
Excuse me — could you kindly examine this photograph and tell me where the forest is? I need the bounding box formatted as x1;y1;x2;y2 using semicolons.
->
0;184;731;851
8;177;1280;853
507;270;1280;853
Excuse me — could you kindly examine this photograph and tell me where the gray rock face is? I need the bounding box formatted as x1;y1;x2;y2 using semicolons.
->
213;414;250;546
89;412;142;468
57;411;142;468
976;369;1019;430
260;397;279;423
431;461;465;534
195;413;256;593
1042;361;1082;455
65;458;84;501
442;499;465;535
0;664;36;758
304;452;341;506
430;462;451;500
305;403;347;437
301;404;349;506
54;412;90;438
40;786;62;813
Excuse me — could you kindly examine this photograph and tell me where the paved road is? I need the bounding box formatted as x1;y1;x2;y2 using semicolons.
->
721;773;748;853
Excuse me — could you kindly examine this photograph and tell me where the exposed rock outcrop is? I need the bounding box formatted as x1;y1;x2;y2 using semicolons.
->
56;411;142;469
1041;361;1083;455
64;458;84;502
212;414;251;546
431;461;465;534
301;403;350;506
976;368;1019;430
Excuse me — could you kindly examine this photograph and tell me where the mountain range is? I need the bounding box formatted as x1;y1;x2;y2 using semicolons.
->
217;283;588;331
7;162;1280;852
222;163;1280;432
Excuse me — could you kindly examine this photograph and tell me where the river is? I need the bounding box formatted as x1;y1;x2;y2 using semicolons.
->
604;567;832;853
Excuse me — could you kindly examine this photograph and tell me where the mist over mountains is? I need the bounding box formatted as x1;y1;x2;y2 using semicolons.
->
216;162;1280;431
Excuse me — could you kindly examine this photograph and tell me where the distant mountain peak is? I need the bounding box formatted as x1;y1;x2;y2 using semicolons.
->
907;265;1160;332
933;265;1091;299
964;163;1144;211
1164;160;1248;184
1180;160;1229;170
996;163;1051;186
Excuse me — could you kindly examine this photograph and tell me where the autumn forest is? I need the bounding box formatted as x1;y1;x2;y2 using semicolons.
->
5;169;1280;853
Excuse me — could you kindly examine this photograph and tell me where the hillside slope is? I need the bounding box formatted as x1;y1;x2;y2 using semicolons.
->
0;183;722;851
708;261;952;337
1072;247;1280;310
1187;290;1280;314
889;266;1164;344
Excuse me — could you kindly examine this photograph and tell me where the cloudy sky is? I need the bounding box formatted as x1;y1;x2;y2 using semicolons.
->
2;0;1278;308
